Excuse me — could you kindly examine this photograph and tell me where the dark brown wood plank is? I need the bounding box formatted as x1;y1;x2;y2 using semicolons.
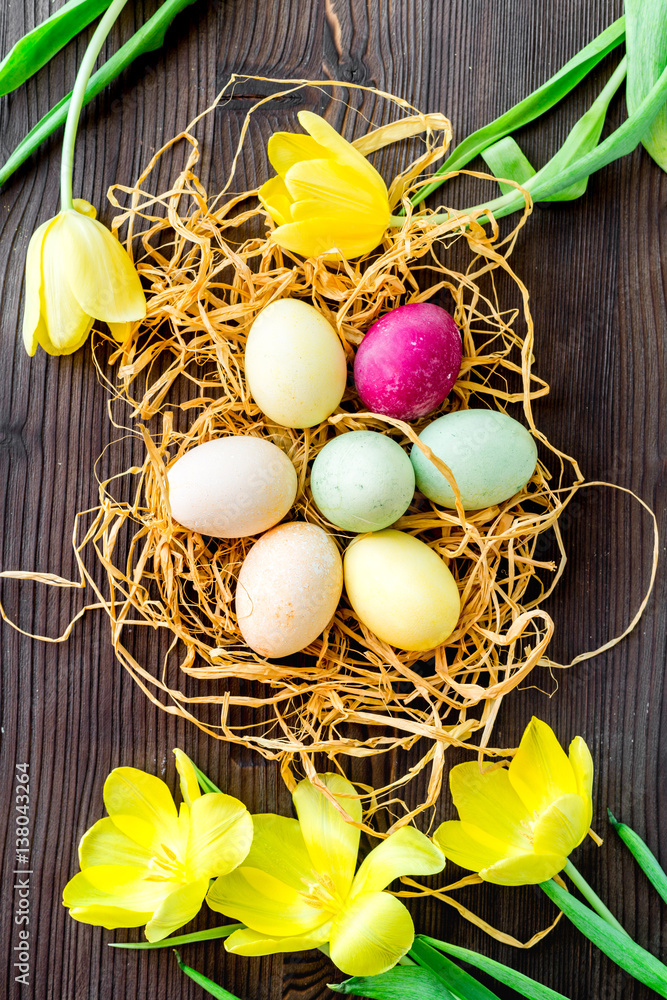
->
0;1;665;999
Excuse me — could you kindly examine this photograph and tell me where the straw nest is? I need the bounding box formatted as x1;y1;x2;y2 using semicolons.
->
13;79;654;825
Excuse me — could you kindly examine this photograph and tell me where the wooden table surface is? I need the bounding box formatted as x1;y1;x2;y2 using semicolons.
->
0;1;665;998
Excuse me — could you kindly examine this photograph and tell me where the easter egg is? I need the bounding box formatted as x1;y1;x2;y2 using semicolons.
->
236;522;343;657
167;436;297;539
410;409;538;510
245;298;347;428
353;302;462;421
343;528;460;651
310;430;415;532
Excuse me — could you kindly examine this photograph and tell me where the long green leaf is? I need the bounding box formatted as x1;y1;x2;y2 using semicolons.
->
330;966;457;1000
109;924;242;949
625;0;667;170
456;55;667;223
410;15;626;205
0;0;112;97
418;936;571;1000
0;0;202;189
541;56;627;200
608;810;667;906
540;879;667;997
175;951;245;1000
409;939;502;1000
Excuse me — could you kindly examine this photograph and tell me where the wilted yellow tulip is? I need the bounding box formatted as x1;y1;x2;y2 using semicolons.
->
207;772;444;976
22;199;146;357
258;111;391;260
63;749;253;942
434;717;594;886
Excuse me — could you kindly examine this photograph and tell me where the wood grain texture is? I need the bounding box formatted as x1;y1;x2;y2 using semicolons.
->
0;1;665;998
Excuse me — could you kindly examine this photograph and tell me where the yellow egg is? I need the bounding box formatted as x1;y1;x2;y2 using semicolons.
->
245;298;347;428
167;436;297;539
343;529;460;651
236;522;343;657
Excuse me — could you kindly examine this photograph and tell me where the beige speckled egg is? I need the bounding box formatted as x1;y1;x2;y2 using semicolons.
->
236;522;343;657
167;436;297;539
245;298;347;428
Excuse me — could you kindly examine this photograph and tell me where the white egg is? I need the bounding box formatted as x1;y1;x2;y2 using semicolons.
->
245;298;347;428
236;522;343;657
167;436;297;539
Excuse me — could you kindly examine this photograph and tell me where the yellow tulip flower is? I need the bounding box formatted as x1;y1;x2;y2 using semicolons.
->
258;111;391;260
63;749;252;942
207;772;444;977
22;199;146;357
434;717;594;886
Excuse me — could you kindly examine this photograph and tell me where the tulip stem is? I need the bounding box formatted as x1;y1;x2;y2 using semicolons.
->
60;0;129;211
563;859;630;937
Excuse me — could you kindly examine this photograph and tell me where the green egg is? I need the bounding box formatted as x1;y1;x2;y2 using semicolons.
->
410;409;538;510
311;430;415;532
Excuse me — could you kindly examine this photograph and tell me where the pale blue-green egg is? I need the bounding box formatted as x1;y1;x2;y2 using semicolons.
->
410;409;538;509
311;430;415;532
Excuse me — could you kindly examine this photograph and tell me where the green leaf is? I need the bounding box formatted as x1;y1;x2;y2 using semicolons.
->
410;15;626;206
409;939;502;1000
418;936;571;1000
625;0;667;171
329;966;458;1000
541;56;627;201
480;136;536;196
540;879;667;998
109;924;242;949
193;762;222;795
0;0;112;97
608;810;667;906
0;0;202;189
175;951;245;1000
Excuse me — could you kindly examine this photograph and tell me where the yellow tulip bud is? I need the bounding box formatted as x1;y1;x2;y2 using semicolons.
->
258;111;391;261
22;201;146;357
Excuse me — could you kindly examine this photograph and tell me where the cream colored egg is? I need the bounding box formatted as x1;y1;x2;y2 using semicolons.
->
245;298;347;428
344;528;460;651
167;436;297;539
236;522;343;657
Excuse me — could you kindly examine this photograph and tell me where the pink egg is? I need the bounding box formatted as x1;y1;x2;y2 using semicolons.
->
353;303;462;421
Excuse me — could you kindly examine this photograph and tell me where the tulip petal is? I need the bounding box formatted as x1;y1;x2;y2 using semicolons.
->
569;736;594;800
533;793;590;855
78;817;153;870
103;767;181;855
240;813;312;890
271;218;386;260
108;320;132;342
285;160;387;216
22;218;52;356
298;111;388;194
293;774;362;896
59;211;146;323
449;761;533;849
267;132;329;177
144;878;209;942
433;820;509;873
62;865;173;923
509;718;578;814
40;217;95;352
173;749;201;809
258;176;294;227
329;891;414;976
65;903;155;930
481;853;567;886
224;922;332;957
207;866;326;936
351;826;444;897
186;792;252;880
